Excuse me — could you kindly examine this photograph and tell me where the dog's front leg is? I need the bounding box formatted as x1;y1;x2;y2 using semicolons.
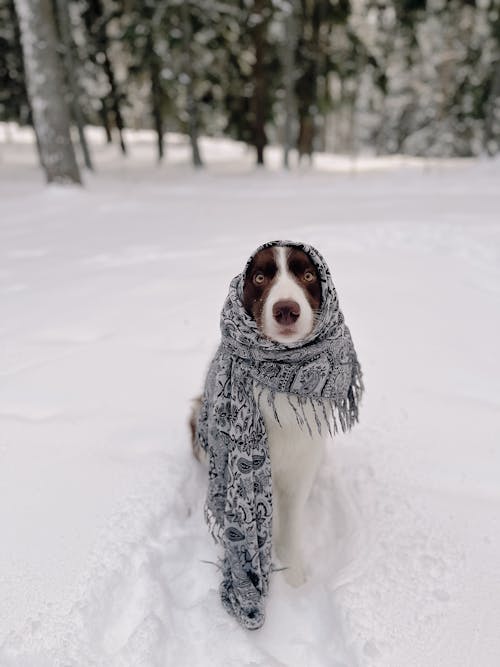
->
271;427;325;587
273;483;308;587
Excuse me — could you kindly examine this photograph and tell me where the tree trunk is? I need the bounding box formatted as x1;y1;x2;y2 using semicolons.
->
102;50;127;155
148;33;165;162
282;2;298;168
151;60;165;162
297;116;314;162
296;2;322;162
84;0;126;153
181;1;203;168
10;0;44;170
251;0;268;166
54;0;93;171
100;99;113;143
15;0;81;184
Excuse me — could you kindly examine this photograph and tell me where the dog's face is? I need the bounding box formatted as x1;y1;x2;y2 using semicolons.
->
242;245;321;344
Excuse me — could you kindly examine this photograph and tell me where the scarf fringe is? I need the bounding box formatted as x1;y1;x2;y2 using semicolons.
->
264;363;364;438
205;504;225;544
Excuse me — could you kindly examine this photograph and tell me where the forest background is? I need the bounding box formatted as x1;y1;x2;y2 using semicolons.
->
2;0;500;184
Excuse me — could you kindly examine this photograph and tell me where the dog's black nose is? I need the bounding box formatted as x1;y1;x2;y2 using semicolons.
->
273;300;300;325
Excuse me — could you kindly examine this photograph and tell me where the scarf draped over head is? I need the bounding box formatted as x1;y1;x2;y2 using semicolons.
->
195;240;363;629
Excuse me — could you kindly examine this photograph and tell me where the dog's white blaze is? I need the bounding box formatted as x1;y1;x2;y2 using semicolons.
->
262;247;314;344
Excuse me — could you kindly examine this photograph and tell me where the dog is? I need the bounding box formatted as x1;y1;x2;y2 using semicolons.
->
190;244;328;587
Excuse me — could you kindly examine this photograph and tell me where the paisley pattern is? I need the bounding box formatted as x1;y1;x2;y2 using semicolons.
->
195;240;363;630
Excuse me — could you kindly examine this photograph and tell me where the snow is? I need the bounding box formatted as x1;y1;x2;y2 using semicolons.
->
1;127;500;666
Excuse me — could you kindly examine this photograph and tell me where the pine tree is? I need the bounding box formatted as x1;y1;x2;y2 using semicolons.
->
221;1;278;165
281;0;300;167
81;0;128;154
54;0;93;170
0;0;29;123
295;0;351;160
180;0;203;167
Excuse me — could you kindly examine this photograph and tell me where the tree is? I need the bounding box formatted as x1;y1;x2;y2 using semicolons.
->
180;0;203;167
81;0;128;154
485;59;500;154
222;1;278;165
281;0;299;168
54;0;93;170
14;0;81;184
295;0;351;161
121;0;168;162
0;0;29;124
249;0;271;165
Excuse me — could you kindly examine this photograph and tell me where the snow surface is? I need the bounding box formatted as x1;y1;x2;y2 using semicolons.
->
1;127;500;666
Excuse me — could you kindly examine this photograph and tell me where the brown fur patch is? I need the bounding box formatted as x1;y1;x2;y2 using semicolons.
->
242;247;278;329
286;248;321;311
189;396;204;461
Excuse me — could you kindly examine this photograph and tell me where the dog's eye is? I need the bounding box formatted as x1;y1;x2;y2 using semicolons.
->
303;270;315;282
253;272;265;285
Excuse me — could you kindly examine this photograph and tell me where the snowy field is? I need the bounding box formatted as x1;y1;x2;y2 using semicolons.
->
1;128;500;666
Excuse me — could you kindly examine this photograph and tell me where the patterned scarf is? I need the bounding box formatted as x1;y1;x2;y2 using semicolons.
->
195;240;363;629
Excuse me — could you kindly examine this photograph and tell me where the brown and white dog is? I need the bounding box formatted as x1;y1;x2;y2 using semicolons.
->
191;245;327;587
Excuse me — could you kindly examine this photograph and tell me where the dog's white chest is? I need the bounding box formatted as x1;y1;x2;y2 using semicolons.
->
254;386;326;490
254;385;327;585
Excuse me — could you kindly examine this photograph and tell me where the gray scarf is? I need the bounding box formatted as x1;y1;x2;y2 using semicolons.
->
195;240;363;630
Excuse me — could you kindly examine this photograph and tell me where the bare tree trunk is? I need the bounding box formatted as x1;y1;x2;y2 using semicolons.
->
15;0;81;184
54;0;93;171
102;50;127;155
147;32;165;162
282;2;298;169
151;58;165;162
181;1;203;168
296;1;324;163
251;0;268;166
85;0;126;153
10;0;44;170
100;100;113;143
297;116;314;162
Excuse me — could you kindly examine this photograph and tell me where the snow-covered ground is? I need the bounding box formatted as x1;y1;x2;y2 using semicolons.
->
1;128;499;666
